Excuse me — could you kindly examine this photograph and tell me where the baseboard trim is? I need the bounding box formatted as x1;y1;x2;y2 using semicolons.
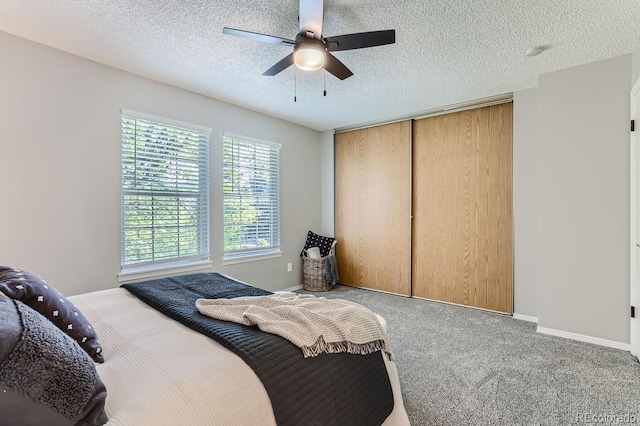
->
536;326;631;351
412;295;511;315
343;284;412;298
513;314;538;323
282;284;303;292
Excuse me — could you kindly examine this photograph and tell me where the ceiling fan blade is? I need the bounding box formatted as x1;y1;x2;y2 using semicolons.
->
223;27;295;46
263;53;295;76
325;30;395;52
299;0;323;39
324;53;353;80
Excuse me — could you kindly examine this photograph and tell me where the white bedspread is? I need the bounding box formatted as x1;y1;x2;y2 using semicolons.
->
70;287;409;426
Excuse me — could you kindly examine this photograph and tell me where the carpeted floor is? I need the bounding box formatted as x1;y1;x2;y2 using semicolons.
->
299;285;640;426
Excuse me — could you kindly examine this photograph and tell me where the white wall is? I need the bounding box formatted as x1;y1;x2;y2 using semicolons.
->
632;35;640;85
537;54;631;344
320;130;335;236
0;31;323;296
512;88;538;318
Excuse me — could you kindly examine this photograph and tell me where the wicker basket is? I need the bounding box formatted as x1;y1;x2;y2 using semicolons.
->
302;257;331;291
302;242;336;292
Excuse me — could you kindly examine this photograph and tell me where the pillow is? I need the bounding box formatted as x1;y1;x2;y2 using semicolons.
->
300;231;336;258
0;298;108;426
0;266;104;363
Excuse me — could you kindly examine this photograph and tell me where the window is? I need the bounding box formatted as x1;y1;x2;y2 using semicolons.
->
120;110;211;275
223;133;281;261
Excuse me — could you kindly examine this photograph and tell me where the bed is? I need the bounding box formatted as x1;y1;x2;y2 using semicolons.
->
1;268;409;426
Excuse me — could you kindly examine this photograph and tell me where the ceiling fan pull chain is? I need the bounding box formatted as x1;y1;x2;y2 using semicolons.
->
294;68;297;102
323;67;327;97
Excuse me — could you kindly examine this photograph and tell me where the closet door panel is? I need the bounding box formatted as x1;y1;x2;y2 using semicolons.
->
412;103;512;313
335;121;411;295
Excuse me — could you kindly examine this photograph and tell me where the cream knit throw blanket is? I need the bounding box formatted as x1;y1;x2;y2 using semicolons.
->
196;292;393;360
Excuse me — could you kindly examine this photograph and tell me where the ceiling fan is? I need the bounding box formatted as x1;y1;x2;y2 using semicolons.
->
222;0;395;80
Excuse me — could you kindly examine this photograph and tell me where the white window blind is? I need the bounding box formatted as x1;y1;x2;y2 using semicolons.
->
121;110;211;271
223;133;280;258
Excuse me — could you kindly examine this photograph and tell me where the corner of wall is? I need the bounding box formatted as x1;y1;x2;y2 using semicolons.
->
512;87;539;318
320;130;335;237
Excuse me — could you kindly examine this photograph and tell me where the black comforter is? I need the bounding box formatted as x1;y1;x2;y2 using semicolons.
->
122;272;394;426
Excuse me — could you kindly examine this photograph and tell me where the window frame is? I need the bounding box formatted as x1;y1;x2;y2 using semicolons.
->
118;109;212;282
222;132;281;264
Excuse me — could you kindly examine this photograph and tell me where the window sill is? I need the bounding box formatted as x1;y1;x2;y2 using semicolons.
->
118;260;213;284
222;251;282;266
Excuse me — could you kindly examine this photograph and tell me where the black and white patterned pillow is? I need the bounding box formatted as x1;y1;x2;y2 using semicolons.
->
0;266;104;363
300;231;336;258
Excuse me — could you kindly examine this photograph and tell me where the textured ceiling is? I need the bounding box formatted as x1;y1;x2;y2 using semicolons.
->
1;0;639;131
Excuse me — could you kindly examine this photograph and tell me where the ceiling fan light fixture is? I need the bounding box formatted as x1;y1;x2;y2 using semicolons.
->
223;2;396;80
293;40;325;71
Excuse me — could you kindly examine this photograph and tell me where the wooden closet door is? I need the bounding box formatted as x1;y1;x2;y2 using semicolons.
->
412;103;513;313
335;121;411;295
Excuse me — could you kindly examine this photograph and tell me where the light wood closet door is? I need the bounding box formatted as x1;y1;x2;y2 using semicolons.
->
412;103;513;313
335;121;411;295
